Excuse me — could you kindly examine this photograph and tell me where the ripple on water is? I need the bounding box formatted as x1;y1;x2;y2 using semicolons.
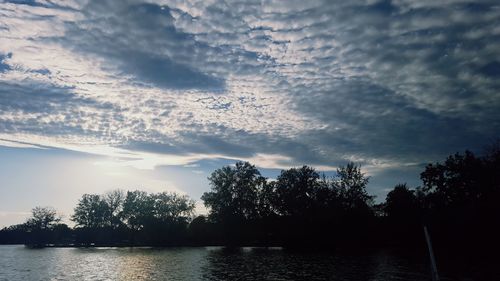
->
0;245;433;281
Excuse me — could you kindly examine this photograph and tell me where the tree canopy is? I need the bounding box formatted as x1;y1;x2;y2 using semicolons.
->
202;161;266;222
1;142;499;264
25;206;61;231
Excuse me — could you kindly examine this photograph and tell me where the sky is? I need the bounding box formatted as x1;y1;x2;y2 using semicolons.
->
1;0;499;227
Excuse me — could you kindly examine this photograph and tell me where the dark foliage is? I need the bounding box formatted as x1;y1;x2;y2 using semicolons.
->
1;142;499;264
200;162;376;247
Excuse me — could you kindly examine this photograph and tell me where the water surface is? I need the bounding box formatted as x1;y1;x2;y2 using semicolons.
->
0;245;434;280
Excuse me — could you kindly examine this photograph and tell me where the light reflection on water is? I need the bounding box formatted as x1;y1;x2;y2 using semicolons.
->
0;245;431;281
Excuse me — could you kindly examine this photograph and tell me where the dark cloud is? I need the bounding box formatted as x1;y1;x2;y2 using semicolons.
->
4;0;41;7
0;53;11;73
253;0;500;166
55;1;225;91
289;79;498;163
1;0;500;198
1;81;119;111
122;131;256;158
117;50;223;90
123;125;345;168
30;68;50;75
0;81;119;138
0;82;83;112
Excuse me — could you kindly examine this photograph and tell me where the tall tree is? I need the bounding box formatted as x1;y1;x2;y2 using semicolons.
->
103;190;125;228
334;162;373;212
72;194;111;228
121;190;155;230
152;192;195;223
384;183;419;220
24;206;62;247
258;181;279;218
25;206;61;231
202;161;266;222
421;151;483;209
274;166;320;217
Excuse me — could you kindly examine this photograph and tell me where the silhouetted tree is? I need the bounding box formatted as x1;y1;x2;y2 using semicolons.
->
152;192;195;223
24;206;62;246
481;140;500;219
381;184;423;247
274;166;320;217
418;145;500;257
334;162;373;213
384;184;419;220
103;189;125;228
121;190;155;230
202;161;266;222
3;142;499;257
188;215;221;245
109;190;195;245
72;194;111;228
258;180;279;218
0;224;29;244
421;151;482;209
25;206;61;231
201;161;268;244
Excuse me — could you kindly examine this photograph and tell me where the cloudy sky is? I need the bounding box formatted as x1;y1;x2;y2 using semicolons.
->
1;0;499;226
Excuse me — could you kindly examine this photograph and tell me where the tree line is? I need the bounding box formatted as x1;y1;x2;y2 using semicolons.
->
1;143;499;260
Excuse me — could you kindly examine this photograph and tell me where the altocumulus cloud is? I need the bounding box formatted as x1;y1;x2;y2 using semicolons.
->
0;0;499;190
59;0;225;91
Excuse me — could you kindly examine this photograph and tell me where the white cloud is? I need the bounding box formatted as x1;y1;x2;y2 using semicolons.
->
0;0;499;175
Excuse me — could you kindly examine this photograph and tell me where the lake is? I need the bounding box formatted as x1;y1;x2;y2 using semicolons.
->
0;245;447;280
